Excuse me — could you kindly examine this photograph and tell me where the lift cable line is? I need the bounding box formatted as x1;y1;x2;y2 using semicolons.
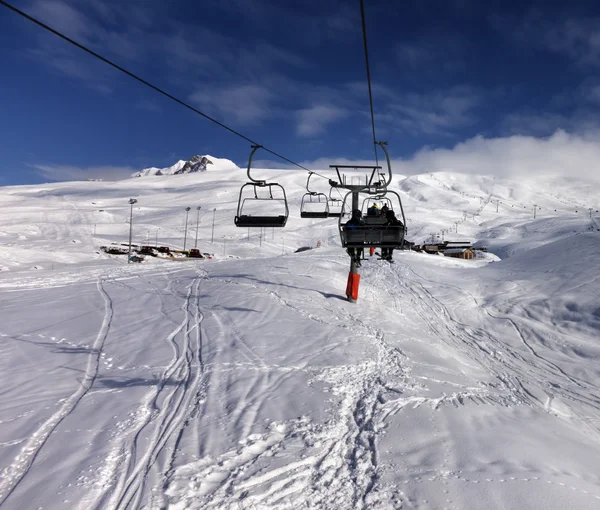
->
359;0;379;167
1;0;372;205
0;0;310;172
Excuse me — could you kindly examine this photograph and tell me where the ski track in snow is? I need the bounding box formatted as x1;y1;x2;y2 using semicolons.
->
163;256;600;509
164;262;515;510
2;255;599;508
0;277;114;507
90;275;207;510
400;262;600;438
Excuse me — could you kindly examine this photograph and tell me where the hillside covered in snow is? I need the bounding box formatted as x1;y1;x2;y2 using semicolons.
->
0;161;599;509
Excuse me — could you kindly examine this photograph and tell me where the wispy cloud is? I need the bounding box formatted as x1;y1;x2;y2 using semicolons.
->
376;85;481;136
205;0;359;46
135;100;162;113
19;1;143;94
497;10;600;69
296;105;349;137
540;18;600;68
34;164;135;181
189;85;274;125
395;35;465;75
577;78;600;106
502;112;569;136
501;97;600;137
27;44;115;93
29;0;89;41
18;0;347;135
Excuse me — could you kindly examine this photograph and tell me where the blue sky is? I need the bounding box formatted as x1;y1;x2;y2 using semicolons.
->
2;0;600;184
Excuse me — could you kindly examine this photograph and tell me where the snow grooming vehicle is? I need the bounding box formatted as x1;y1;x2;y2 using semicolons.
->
300;172;330;219
234;145;289;228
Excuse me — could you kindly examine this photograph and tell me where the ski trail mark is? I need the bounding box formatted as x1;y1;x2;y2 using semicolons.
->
97;276;206;510
0;278;113;507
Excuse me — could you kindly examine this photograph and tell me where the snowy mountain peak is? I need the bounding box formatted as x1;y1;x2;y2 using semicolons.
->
133;154;239;177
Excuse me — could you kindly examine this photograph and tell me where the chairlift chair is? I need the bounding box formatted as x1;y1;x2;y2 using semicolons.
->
234;145;289;228
327;187;343;218
300;172;329;218
334;142;408;249
361;195;395;225
300;193;330;218
338;191;406;249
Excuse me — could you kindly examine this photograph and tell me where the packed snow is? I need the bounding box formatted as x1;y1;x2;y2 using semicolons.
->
0;161;599;509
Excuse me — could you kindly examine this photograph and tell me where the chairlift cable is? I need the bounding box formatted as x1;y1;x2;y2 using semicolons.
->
359;0;379;167
0;0;311;172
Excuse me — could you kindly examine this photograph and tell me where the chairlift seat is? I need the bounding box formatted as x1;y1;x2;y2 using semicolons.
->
300;211;330;219
235;215;287;228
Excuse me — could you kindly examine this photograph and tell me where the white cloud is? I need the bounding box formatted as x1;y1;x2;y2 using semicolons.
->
500;11;600;69
290;131;600;184
29;0;90;42
395;36;465;74
205;0;359;46
160;32;225;77
189;85;274;125
296;105;348;137
24;0;151;93
396;44;435;67
543;18;600;68
34;164;135;181
578;78;600;106
379;86;480;135
135;100;162;113
501;109;600;137
501;112;572;136
394;130;600;182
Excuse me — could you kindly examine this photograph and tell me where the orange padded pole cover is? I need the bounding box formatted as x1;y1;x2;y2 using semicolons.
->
345;272;361;301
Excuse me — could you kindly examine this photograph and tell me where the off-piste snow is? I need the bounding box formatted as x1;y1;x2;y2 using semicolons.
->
1;161;600;509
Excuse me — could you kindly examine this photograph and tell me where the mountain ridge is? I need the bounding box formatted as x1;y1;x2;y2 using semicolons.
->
133;154;239;177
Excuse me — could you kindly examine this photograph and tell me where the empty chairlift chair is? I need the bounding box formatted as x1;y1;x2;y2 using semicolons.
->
300;172;329;219
327;187;343;218
235;145;289;228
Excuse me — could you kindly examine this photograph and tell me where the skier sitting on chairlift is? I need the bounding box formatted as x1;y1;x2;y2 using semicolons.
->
367;203;380;217
381;209;403;262
345;209;365;266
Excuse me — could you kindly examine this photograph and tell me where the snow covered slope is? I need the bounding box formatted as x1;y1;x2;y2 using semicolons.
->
0;163;599;509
